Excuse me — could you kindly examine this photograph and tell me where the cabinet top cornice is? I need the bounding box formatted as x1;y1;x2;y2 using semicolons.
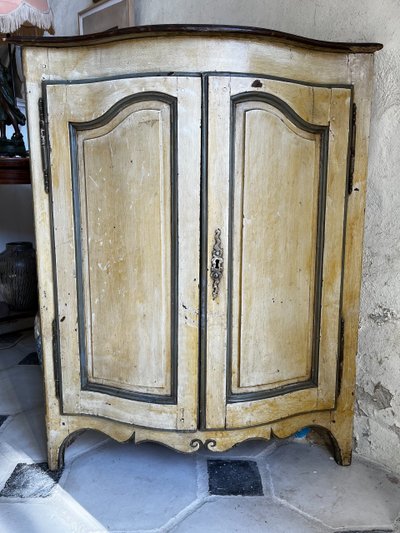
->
5;24;383;54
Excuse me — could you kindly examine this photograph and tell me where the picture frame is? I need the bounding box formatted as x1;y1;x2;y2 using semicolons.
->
78;0;135;35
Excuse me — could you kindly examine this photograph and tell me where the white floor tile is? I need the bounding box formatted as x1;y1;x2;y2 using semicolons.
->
0;408;46;462
61;441;199;531
0;502;73;533
0;491;108;533
64;430;112;463
0;349;27;371
171;496;327;533
0;329;399;533
0;332;35;361
266;441;400;530
0;442;23;492
12;334;36;355
0;367;43;415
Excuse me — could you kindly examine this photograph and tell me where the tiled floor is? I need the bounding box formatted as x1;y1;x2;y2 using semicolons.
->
0;331;399;533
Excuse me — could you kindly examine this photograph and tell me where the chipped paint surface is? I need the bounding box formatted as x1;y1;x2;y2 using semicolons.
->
368;305;400;327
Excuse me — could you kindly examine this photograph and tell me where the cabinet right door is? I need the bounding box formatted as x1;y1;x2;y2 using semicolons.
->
205;75;352;430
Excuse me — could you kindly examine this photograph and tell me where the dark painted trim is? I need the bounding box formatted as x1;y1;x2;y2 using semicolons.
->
335;87;355;402
42;72;353;94
51;318;60;398
68;117;86;395
204;72;354;90
198;74;209;430
68;91;179;406
80;382;177;405
40;86;64;404
8;24;383;53
227;380;319;404
170;93;179;407
312;109;330;390
226;90;329;404
42;72;201;89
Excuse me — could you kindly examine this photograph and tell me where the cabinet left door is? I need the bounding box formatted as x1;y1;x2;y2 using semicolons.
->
44;75;201;431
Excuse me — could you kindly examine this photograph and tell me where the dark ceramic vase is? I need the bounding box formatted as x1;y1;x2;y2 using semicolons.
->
0;242;38;312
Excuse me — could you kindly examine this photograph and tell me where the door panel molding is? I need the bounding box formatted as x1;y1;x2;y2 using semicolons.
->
69;92;179;405
226;92;329;403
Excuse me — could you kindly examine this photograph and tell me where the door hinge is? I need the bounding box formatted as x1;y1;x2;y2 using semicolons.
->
336;317;345;397
347;103;357;195
38;97;50;194
52;318;61;398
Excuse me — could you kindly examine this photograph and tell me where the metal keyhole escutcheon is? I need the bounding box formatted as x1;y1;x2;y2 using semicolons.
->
211;228;224;300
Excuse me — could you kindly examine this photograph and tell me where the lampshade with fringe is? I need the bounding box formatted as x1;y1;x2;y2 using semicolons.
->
0;0;53;34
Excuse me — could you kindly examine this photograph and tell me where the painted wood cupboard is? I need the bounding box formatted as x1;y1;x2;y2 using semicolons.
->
16;26;382;470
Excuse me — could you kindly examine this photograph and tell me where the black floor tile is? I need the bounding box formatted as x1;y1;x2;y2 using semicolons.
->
207;459;263;496
18;352;40;365
0;462;63;498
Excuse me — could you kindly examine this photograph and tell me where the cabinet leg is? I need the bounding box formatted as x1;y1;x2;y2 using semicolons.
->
47;435;64;471
47;429;84;471
324;425;353;466
329;432;353;466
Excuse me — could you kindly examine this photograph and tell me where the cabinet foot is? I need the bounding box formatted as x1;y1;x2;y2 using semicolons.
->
329;432;353;466
47;430;85;471
314;425;353;466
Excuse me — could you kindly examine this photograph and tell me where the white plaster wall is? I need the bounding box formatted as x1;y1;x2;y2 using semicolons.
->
47;0;400;473
47;0;92;36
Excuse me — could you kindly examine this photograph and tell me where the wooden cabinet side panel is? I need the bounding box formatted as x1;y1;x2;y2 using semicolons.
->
23;48;64;458
330;55;375;456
